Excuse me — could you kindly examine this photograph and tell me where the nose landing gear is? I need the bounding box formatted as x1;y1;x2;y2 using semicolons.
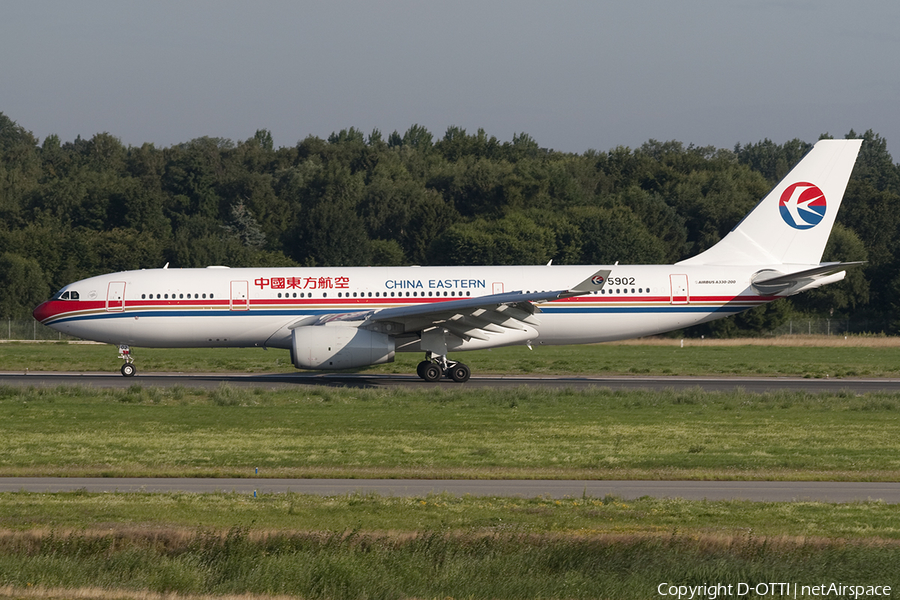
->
118;345;136;377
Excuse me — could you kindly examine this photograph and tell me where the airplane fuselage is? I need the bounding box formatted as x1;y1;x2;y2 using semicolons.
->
34;264;773;351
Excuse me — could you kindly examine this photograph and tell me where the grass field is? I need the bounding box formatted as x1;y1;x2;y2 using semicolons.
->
4;336;900;377
0;493;900;599
1;492;899;599
1;524;896;599
2;385;900;480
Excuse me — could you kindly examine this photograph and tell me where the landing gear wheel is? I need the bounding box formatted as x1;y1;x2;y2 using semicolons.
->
416;360;432;380
421;363;442;382
117;345;135;377
448;363;471;383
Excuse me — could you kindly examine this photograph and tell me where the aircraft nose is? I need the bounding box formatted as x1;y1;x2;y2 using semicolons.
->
33;300;54;323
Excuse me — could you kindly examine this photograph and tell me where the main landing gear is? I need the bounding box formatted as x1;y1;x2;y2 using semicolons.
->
118;344;136;377
416;352;471;383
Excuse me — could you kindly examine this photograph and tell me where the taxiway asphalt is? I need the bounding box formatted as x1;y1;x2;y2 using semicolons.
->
2;478;900;503
3;371;900;393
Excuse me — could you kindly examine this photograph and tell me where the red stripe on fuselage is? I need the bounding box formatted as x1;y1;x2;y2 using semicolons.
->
35;291;773;326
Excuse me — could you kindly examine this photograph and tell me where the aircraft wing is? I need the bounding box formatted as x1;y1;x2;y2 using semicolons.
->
290;269;610;342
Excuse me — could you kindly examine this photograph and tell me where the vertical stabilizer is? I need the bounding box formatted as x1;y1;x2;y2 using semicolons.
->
677;139;862;266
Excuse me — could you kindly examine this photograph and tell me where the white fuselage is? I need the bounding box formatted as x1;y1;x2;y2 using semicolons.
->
37;264;772;351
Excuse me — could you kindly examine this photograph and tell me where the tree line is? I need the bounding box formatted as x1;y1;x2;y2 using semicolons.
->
1;112;898;335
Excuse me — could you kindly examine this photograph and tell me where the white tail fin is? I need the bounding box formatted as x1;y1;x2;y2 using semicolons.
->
678;139;862;266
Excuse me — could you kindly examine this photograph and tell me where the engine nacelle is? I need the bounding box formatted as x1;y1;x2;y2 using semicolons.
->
291;325;395;369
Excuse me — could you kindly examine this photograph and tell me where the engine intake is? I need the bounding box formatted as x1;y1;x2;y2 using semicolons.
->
291;326;395;369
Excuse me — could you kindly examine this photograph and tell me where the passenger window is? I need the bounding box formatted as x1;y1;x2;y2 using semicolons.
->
202;294;206;299
210;294;214;299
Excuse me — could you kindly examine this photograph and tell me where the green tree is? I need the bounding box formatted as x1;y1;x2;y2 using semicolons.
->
568;205;668;264
790;224;869;315
254;129;274;152
0;252;49;319
427;213;554;265
0;113;41;228
222;199;267;248
734;138;811;184
606;186;690;261
370;239;406;266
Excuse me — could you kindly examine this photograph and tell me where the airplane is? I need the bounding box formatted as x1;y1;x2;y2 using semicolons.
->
33;139;863;382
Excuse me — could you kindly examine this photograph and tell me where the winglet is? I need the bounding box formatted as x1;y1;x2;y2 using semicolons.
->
567;269;612;295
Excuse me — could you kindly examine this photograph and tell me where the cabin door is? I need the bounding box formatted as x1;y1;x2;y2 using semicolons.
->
230;280;249;310
669;274;689;305
106;281;126;312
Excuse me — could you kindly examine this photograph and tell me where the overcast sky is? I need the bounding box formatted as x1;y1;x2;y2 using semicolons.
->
2;1;899;157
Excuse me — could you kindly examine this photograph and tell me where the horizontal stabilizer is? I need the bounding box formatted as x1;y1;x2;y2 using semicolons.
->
751;261;865;294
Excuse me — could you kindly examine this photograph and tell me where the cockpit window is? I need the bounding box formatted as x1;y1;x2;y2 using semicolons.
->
70;291;79;300
54;290;79;300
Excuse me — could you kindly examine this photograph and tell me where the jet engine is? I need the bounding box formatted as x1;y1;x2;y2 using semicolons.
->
291;325;395;369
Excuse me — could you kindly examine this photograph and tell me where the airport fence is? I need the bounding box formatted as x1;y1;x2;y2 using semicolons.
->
769;318;891;337
770;319;851;337
1;320;78;341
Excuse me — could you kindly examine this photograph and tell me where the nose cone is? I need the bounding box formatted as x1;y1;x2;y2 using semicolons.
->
33;300;55;324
